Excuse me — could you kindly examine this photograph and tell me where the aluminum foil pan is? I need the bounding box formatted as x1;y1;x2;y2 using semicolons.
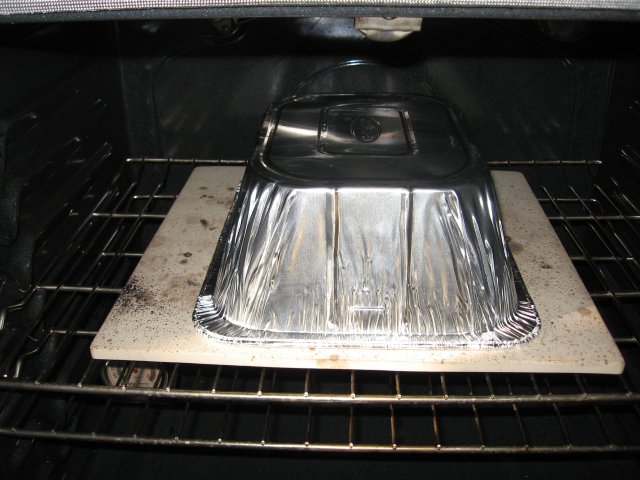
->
194;94;540;347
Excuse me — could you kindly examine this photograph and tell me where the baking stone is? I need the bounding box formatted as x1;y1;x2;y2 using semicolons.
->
90;167;625;374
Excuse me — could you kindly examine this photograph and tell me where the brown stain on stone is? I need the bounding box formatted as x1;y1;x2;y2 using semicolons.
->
185;214;207;226
577;306;591;317
215;198;234;209
163;279;183;302
509;241;523;254
200;219;209;227
501;211;514;225
163;275;200;302
152;235;167;247
315;354;347;368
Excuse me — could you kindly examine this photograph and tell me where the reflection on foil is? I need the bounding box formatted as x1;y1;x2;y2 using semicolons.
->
194;94;539;348
194;179;539;347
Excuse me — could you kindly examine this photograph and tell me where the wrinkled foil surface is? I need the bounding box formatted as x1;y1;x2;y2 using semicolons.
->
194;94;539;347
194;176;539;347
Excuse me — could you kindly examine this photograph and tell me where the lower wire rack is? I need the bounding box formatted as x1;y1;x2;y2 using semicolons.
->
0;157;639;454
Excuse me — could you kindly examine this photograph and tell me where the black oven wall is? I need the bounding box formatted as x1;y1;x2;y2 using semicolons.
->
117;18;613;163
0;22;128;300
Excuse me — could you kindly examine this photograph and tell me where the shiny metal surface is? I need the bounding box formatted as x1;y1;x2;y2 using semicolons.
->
194;95;539;347
265;95;467;181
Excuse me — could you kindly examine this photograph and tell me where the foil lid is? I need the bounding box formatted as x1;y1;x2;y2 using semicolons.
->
194;94;539;347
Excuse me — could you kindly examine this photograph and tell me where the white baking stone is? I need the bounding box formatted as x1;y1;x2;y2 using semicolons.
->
91;167;625;374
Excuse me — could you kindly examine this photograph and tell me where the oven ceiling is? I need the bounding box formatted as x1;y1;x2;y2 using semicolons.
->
1;0;640;22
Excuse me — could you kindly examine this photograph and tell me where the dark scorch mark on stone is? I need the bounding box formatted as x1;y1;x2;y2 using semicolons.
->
120;278;154;313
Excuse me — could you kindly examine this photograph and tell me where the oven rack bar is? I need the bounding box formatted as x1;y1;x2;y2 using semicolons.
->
125;157;602;167
1;428;639;454
2;378;640;405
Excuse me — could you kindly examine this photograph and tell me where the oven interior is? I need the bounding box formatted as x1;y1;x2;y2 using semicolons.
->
1;17;640;479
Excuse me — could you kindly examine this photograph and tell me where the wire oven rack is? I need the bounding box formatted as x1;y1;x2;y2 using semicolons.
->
0;157;639;455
